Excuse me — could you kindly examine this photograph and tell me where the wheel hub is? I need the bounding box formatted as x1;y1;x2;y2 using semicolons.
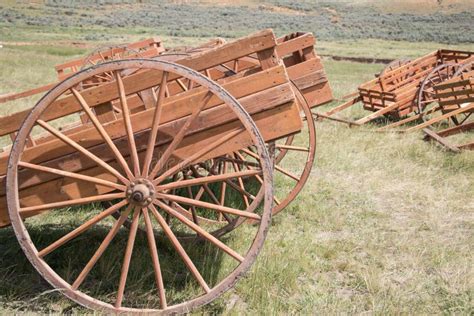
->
126;178;156;206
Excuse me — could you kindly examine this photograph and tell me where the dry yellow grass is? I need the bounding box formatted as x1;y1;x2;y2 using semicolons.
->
0;31;473;314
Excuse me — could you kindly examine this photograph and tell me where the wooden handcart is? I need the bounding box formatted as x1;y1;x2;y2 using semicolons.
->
423;62;474;151
47;30;333;219
0;29;328;313
320;49;474;129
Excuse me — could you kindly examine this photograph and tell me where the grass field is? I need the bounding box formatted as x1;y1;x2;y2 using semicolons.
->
0;1;473;314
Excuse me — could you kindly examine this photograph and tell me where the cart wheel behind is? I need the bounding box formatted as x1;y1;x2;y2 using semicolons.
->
7;59;273;314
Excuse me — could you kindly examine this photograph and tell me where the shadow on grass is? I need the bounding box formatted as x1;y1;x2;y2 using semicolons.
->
0;220;228;312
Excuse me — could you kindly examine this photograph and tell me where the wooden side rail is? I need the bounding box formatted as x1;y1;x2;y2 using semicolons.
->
276;32;333;107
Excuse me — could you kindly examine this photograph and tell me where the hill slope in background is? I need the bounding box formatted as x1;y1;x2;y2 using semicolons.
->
1;0;473;44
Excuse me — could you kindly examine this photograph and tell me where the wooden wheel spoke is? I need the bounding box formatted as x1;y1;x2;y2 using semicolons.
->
36;119;129;185
149;204;211;293
142;72;169;177
115;71;141;176
153;128;244;185
21;192;125;213
18;161;126;191
156;169;261;191
38;200;128;258
157;193;261;220
241;147;300;181
275;144;310;152
246;166;279;205
70;88;134;180
275;164;301;182
72;205;134;290
189;166;233;223
98;51;107;63
116;208;141;308
230;154;250;208
219;162;228;222
176;78;188;92
149;91;213;180
200;163;256;201
183;172;199;225
142;208;167;309
93;74;111;82
155;200;244;262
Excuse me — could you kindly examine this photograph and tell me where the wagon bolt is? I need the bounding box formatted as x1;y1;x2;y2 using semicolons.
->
127;189;132;195
130;182;135;187
147;197;153;203
132;191;144;203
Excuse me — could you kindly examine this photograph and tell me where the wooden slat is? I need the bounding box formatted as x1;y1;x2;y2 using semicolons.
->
434;121;474;137
439;97;474;107
322;96;361;117
423;128;461;153
291;70;327;91
458;141;474;150
276;33;315;58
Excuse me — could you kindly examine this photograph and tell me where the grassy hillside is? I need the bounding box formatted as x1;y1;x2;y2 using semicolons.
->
1;0;474;43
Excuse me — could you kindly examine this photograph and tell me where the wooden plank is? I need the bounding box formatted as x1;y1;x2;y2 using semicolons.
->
291;70;327;91
314;112;358;126
423;128;461;152
55;38;164;72
458;141;474;150
276;33;315;58
285;58;324;80
434;121;474;137
322;96;361;117
433;78;473;91
439;97;474;107
299;82;333;108
434;88;473;99
0;82;56;104
406;102;474;132
355;101;402;125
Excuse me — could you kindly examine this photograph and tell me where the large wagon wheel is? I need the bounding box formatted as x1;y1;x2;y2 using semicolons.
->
81;45;143;69
78;45;145;91
377;58;412;77
417;63;465;125
171;82;316;231
7;59;273;313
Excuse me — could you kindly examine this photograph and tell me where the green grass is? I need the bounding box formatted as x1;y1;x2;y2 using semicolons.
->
0;6;473;314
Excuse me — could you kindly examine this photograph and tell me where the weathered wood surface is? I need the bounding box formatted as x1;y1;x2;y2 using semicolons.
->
322;49;474;124
276;32;333;107
55;37;165;80
423;128;461;153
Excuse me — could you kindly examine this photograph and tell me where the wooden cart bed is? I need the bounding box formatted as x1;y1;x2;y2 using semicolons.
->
0;29;301;227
